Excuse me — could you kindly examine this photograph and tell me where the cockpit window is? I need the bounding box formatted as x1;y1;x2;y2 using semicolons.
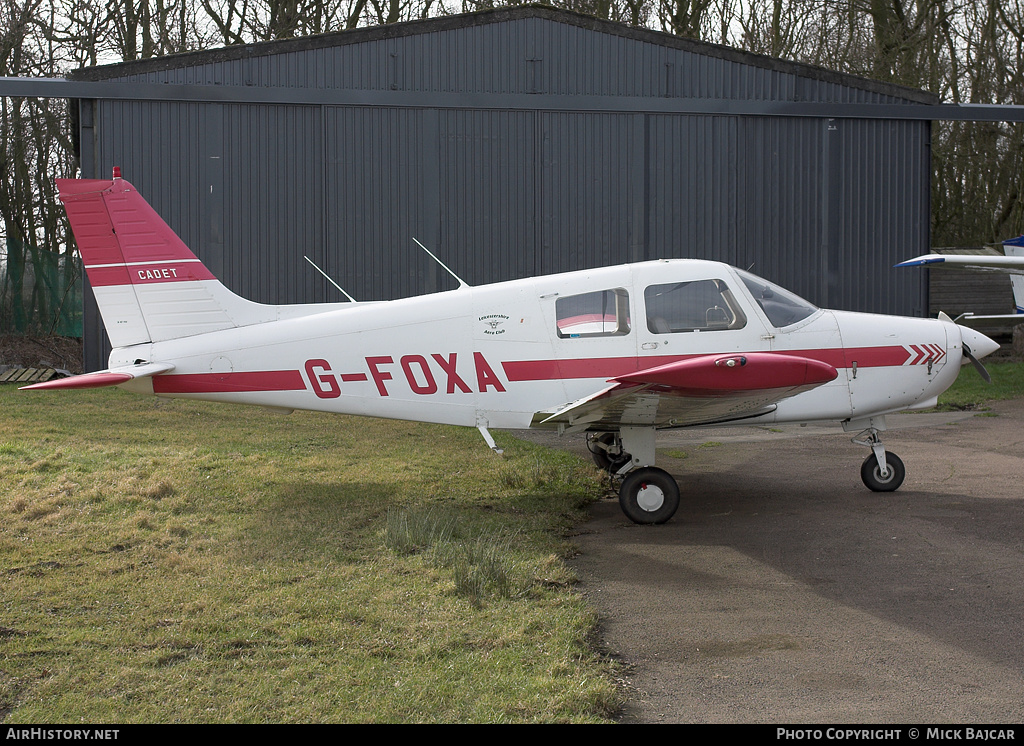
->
555;288;631;338
737;269;818;327
644;279;746;333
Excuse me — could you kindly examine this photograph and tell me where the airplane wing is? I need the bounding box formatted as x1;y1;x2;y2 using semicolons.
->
20;362;175;390
897;244;1024;320
894;253;1024;274
535;352;838;432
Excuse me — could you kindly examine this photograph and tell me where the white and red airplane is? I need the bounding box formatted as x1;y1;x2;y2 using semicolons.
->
24;169;1000;524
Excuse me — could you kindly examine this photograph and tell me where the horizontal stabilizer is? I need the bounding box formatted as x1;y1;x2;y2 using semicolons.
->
21;362;175;391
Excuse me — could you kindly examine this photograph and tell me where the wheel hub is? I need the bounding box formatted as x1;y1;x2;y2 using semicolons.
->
636;482;665;512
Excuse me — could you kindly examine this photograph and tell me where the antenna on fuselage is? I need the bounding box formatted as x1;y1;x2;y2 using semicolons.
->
304;255;358;302
412;237;470;289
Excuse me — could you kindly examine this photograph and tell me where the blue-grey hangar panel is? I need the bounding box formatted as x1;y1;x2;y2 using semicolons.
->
70;5;936;371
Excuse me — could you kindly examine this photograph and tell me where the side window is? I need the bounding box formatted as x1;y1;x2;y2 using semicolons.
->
555;288;631;338
645;280;746;333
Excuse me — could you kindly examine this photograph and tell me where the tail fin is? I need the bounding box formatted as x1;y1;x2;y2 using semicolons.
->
59;169;275;348
1002;236;1024;314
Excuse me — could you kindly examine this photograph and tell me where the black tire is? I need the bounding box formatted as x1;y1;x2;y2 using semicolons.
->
861;451;905;492
588;432;631;473
619;467;680;524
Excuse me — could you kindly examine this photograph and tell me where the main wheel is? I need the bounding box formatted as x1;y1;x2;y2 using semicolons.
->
860;451;905;492
588;432;631;473
619;467;680;525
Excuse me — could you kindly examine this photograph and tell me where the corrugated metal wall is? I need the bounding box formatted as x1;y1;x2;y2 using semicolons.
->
79;8;932;369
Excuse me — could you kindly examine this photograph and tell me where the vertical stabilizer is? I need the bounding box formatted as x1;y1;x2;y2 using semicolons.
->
1002;236;1024;314
59;170;275;348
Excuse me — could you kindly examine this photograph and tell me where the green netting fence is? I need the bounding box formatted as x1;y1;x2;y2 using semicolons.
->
0;237;82;337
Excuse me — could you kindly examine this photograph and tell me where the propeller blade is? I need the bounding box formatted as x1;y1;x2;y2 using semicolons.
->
948;316;999;384
963;343;993;384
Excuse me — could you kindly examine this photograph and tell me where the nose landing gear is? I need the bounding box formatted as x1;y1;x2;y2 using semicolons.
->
852;424;906;492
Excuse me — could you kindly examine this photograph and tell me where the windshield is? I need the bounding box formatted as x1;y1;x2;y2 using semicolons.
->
737;269;818;328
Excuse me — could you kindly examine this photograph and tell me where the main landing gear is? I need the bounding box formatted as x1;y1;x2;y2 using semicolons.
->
588;427;680;525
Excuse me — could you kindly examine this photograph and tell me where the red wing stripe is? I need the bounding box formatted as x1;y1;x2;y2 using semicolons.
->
502;347;912;382
612;353;837;394
502;356;648;382
152;371;306;394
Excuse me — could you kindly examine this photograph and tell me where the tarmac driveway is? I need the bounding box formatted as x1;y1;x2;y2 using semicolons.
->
526;399;1024;723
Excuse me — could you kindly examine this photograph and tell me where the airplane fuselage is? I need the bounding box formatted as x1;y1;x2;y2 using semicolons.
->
111;260;964;432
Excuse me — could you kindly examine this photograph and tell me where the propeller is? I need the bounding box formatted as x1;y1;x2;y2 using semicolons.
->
962;342;993;384
939;311;998;384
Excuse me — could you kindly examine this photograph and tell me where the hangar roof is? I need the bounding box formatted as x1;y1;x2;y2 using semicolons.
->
68;4;937;106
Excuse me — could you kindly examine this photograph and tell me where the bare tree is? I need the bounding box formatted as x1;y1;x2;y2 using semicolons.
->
5;0;1024;340
1;0;78;335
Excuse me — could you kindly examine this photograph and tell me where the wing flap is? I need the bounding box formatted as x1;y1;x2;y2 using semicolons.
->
20;362;176;391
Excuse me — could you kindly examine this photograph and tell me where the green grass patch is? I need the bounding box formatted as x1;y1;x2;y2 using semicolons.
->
936;361;1024;411
0;385;616;723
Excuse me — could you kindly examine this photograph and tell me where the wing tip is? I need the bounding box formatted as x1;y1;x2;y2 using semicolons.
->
894;256;944;268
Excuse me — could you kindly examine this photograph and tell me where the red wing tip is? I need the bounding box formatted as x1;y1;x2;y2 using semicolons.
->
20;372;133;390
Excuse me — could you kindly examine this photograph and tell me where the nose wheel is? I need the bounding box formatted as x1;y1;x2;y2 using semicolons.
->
861;451;905;491
853;425;906;492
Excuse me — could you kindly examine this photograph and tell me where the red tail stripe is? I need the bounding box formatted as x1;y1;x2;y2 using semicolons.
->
152;371;306;394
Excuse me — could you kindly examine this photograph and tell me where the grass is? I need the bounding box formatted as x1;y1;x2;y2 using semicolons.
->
0;385;616;723
935;360;1024;410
